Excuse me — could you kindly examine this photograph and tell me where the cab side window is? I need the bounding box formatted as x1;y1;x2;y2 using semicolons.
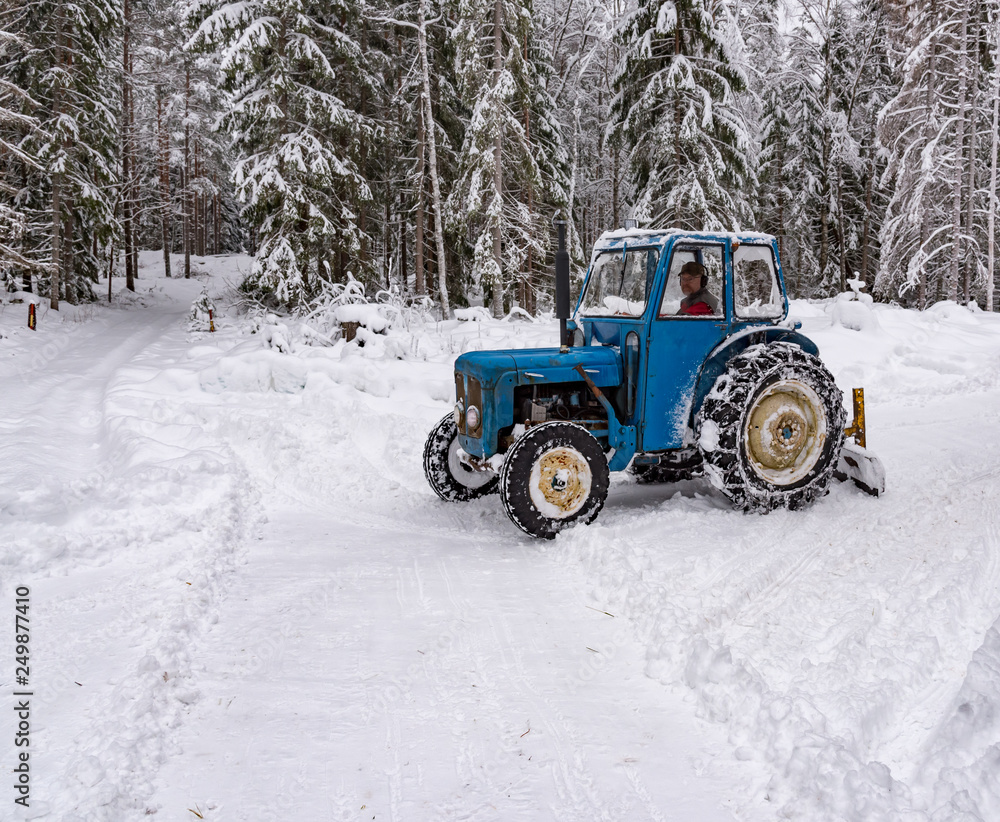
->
658;244;724;318
733;245;783;318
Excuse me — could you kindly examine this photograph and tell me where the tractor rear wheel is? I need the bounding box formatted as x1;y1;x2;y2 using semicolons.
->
423;414;498;501
499;422;610;539
697;343;845;513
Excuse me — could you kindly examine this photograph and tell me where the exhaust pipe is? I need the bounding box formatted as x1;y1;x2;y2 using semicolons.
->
553;217;570;350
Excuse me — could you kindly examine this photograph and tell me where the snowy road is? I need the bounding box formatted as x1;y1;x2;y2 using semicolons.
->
147;511;738;821
2;258;1000;821
0;264;741;820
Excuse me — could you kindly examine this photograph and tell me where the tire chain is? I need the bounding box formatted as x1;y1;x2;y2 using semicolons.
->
697;342;846;513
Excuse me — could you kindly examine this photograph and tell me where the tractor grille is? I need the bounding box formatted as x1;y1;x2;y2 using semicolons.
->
455;372;466;434
467;376;483;434
454;373;483;436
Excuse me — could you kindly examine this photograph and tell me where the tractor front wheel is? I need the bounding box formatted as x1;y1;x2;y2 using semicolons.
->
423;414;498;501
499;422;610;539
697;343;845;513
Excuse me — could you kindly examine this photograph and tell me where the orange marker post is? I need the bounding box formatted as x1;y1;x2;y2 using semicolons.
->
28;303;36;330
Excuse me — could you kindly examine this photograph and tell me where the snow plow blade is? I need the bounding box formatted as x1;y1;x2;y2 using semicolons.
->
834;388;884;496
834;441;885;497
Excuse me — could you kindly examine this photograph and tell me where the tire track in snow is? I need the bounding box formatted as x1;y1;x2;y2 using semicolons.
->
3;301;262;820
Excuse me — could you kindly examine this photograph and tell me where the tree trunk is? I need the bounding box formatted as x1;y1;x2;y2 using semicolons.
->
157;88;171;278
399;194;407;293
836;169;847;292
987;14;1000;312
63;206;75;304
49;5;64;310
776;136;786;265
918;0;940;309
862;148;873;284
415;99;426;296
123;0;135;292
946;1;970;302
490;0;503;317
523;32;532;313
184;65;192;278
417;0;450;316
962;0;981;304
214;173;221;254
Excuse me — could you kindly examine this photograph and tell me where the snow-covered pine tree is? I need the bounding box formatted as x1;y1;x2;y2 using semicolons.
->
610;0;752;232
4;0;121;308
189;0;373;307
449;0;571;317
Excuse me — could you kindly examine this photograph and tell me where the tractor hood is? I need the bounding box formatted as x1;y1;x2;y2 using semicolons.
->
455;346;622;389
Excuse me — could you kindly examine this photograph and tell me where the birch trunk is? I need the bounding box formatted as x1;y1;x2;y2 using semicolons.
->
963;1;981;304
415;100;426;296
417;0;450;316
490;0;503;318
988;16;1000;312
862;147;873;283
918;0;940;309
946;1;970;303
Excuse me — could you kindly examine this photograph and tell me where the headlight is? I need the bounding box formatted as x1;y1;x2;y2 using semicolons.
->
453;400;464;427
466;405;481;431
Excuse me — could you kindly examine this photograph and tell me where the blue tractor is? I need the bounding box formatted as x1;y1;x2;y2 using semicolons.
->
424;224;884;538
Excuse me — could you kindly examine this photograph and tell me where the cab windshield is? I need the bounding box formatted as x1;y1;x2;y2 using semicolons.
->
578;247;661;317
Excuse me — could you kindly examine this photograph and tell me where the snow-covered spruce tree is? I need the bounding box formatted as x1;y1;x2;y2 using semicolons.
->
135;0;239;279
359;0;472;312
744;0;788;248
0;23;47;289
755;0;891;298
877;0;989;307
189;0;373;307
448;0;571;317
546;0;619;275
841;0;894;290
3;0;121;307
610;0;753;232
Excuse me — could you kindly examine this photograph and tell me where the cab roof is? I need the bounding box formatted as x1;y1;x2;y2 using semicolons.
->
594;228;777;251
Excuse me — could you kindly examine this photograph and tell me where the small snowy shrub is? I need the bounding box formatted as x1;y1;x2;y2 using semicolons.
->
189;290;217;330
302;276;434;348
247;312;293;353
829;276;879;333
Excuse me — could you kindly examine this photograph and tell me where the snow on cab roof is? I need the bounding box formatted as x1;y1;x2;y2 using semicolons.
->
595;227;776;245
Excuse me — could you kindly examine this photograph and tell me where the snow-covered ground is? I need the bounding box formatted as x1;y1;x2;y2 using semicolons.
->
1;252;999;821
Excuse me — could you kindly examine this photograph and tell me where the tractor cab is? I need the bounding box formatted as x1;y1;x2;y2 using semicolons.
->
571;230;799;453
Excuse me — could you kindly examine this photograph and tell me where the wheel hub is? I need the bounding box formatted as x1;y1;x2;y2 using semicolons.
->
529;447;592;518
745;380;827;485
447;437;496;490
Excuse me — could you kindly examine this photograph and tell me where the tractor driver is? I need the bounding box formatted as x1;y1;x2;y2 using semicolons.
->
677;261;720;316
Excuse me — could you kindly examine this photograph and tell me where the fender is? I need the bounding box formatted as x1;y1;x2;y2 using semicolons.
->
689;327;820;428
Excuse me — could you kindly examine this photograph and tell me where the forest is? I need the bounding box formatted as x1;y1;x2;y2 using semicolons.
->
0;0;998;315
